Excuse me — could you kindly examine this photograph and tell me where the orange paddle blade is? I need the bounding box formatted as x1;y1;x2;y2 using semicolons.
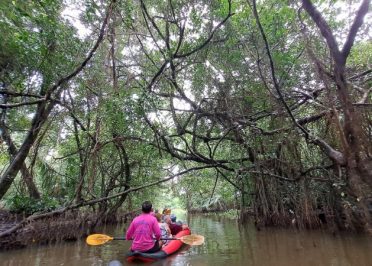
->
179;234;205;245
86;234;114;245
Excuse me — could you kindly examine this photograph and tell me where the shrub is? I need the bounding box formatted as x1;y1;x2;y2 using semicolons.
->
5;195;59;215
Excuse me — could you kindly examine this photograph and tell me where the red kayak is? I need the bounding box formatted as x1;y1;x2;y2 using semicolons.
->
126;228;191;263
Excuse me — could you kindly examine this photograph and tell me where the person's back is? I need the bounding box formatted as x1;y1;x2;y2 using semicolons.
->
164;215;188;235
126;201;161;252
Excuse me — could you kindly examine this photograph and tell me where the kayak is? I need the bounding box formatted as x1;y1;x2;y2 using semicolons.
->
126;228;191;263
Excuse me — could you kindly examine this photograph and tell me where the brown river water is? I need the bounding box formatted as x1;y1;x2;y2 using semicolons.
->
1;214;372;266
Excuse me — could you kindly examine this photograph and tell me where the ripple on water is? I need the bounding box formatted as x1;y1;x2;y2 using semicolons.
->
1;215;372;266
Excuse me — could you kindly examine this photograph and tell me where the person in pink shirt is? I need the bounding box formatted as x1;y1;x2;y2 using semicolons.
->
126;201;161;253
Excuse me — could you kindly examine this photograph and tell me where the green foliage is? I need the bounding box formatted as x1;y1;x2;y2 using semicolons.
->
5;194;59;215
0;0;370;229
348;41;372;68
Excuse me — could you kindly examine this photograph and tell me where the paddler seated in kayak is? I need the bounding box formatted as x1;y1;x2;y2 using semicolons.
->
164;215;189;235
155;213;172;246
170;214;183;225
126;201;161;253
161;208;171;221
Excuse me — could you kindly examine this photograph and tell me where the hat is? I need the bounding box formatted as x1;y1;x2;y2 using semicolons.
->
170;214;176;222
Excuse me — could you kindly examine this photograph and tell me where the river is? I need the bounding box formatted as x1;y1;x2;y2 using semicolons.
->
1;214;372;266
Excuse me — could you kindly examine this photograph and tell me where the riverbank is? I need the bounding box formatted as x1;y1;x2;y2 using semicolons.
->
189;208;241;219
0;206;368;251
0;209;91;249
0;209;137;250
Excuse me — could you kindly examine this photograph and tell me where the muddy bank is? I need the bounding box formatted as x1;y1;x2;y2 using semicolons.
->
0;209;137;250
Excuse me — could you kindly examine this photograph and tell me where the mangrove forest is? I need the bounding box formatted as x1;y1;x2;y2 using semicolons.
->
0;0;371;256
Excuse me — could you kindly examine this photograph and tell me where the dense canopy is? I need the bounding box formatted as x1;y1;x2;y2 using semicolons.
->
0;0;371;232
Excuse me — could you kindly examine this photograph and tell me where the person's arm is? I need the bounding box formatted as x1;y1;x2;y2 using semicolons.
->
126;221;135;240
165;224;171;235
153;220;161;240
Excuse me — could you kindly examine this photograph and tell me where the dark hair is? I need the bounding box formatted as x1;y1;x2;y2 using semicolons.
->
142;201;152;213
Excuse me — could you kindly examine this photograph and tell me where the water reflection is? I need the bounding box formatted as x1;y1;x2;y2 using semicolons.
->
1;215;372;266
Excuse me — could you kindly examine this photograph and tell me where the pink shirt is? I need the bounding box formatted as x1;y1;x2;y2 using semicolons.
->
126;213;161;251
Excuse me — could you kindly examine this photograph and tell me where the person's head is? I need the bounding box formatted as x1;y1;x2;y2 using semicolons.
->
155;213;162;222
142;201;153;213
170;214;177;222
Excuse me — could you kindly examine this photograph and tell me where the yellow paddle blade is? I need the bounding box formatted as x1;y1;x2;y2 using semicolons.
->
86;234;114;246
179;234;205;245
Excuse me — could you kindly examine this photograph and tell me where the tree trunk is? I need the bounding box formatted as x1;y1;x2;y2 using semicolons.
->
0;115;41;199
301;0;372;231
106;138;132;218
20;165;41;199
73;120;90;203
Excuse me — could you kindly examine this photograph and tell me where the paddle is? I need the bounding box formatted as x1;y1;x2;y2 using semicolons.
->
86;233;204;246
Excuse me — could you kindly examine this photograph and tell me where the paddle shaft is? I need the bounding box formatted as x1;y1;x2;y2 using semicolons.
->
113;237;126;240
112;237;181;241
86;233;204;246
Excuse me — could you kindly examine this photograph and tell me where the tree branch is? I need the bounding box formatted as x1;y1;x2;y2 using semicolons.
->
0;165;217;238
301;0;342;64
341;0;370;59
0;99;45;109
